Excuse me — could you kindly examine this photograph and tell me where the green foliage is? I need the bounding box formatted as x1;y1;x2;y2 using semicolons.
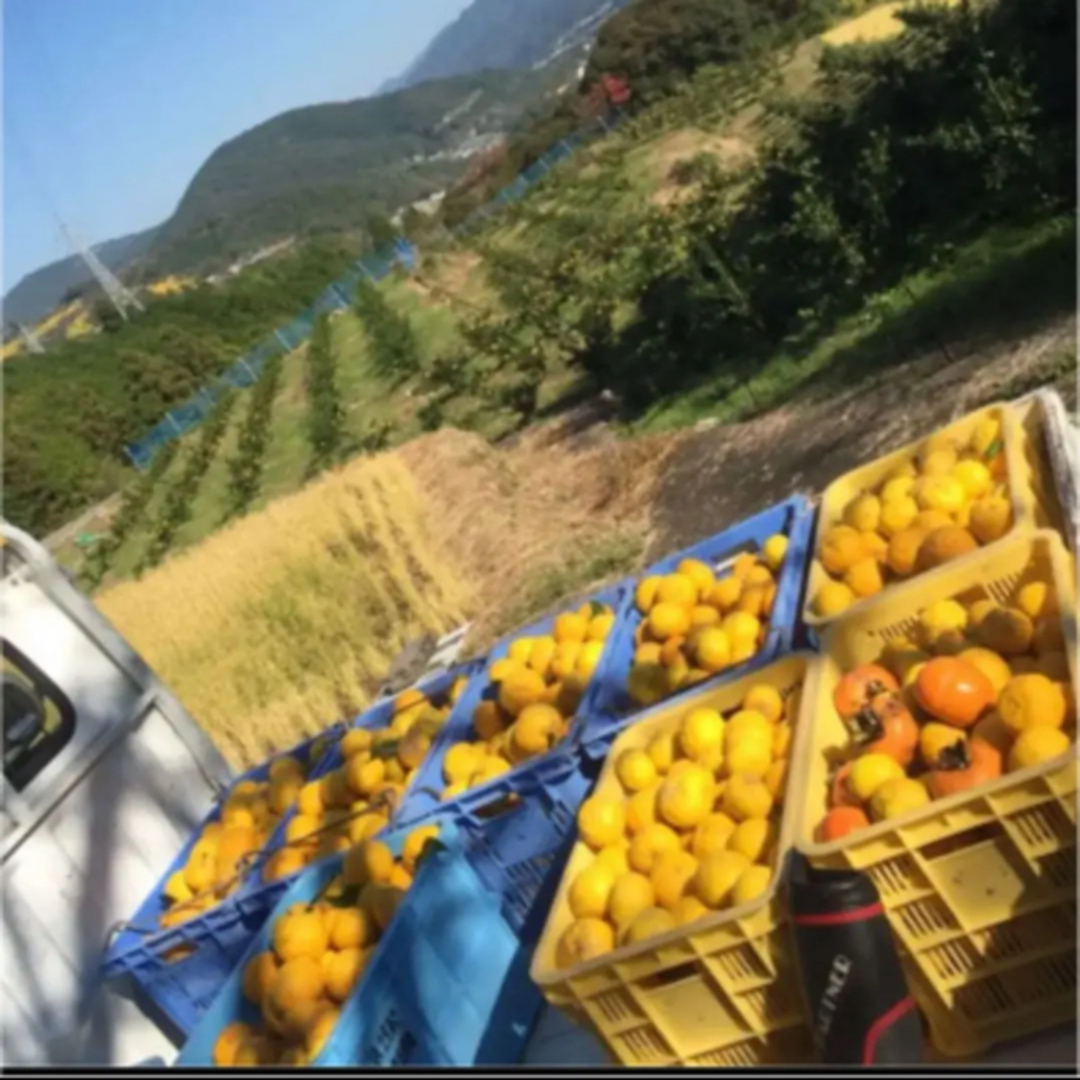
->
354;279;421;380
80;442;179;590
304;315;344;473
460;0;1076;413
4;239;355;539
225;355;284;519
146;69;556;276
139;393;238;572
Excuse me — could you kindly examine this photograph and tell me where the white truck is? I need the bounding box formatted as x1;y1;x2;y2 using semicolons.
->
2;389;1076;1068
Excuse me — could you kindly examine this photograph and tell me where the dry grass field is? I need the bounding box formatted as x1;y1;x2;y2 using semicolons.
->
96;453;468;767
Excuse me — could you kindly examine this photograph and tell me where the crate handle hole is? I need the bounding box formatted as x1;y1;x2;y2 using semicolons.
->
919;820;1005;861
636;959;703;992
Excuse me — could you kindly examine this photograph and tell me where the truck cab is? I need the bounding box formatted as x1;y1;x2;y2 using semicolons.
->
1;522;233;1066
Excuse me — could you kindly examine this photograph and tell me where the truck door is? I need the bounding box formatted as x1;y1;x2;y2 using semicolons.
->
0;524;233;1066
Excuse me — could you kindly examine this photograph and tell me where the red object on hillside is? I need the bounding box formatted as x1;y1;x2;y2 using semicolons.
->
601;75;632;105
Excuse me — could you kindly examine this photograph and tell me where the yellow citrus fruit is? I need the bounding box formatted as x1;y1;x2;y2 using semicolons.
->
594;845;631;877
820;525;866;576
242;951;279;1007
657;574;698;608
692;627;731;673
555;917;615;969
402;824;440;871
213;1022;255;1067
958;647;1012;698
879;495;918;538
919;599;968;649
886;527;927;577
974;607;1034;656
328;907;375;951
844;556;887;599
625;785;661;836
870;777;931;822
305;1006;341;1061
914;475;966;515
812;580;856;618
722;611;760;649
708;577;743;611
1016;581;1055;621
568;862;617;920
919;442;958;475
578;796;627;851
608;872;656;931
554;612;589;644
678;707;725;766
726;731;773;778
969;495;1012;544
998;674;1067;734
722;774;775;822
762;534;788;571
880;475;915;503
346;756;386;799
743;685;783;724
649;848;699;910
528;636;557;678
646;732;678;775
324;948;368;1003
848;754;905;802
772;720;793;759
648;602;691;641
616;748;659;793
657;764;715;830
588;611;616;641
953;459;992;499
694;850;752;909
731;865;773;907
1009;727;1071;772
498;669;547;717
575;640;606;683
671;895;710;926
622;906;677;946
342;840;394;888
490;657;526;683
843;494;882;533
677;558;716;599
635;577;662;614
272;909;328;962
628;823;682;875
507;637;534;666
727;818;776;864
268;955;325;1016
764;758;788;800
690;604;721;629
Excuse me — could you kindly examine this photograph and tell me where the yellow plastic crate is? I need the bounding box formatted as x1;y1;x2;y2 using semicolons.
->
531;654;816;1066
803;402;1036;629
791;531;1077;1058
1006;396;1070;541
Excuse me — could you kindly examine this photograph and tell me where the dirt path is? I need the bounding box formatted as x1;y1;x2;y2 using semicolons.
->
649;312;1075;556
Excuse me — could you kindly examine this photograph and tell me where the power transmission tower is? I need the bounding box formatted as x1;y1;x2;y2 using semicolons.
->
60;223;143;321
15;323;46;355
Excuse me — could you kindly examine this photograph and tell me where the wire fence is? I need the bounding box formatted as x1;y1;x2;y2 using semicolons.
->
125;111;622;470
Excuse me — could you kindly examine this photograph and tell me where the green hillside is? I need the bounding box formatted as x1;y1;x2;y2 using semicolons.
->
22;0;1078;591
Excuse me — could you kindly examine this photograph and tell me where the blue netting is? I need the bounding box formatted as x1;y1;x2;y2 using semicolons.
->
125;113;626;468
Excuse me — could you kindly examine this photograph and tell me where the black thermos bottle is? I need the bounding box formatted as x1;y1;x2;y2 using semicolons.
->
786;852;925;1065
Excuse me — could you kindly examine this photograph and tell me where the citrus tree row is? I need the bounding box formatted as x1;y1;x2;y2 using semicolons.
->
225;354;284;519
81;441;180;589
305;314;343;473
138;392;238;572
353;278;421;381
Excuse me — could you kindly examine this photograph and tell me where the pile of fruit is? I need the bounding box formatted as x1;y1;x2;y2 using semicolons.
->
625;540;789;709
436;601;617;801
260;682;467;881
161;749;323;928
815;582;1073;843
553;681;798;969
811;415;1013;619
211;828;440;1067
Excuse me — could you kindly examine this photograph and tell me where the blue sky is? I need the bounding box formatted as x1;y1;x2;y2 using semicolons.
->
2;0;471;288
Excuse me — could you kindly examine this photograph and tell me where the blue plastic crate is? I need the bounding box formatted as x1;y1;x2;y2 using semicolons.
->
584;495;816;755
177;819;548;1066
395;583;631;827
100;730;341;1035
265;662;484;856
